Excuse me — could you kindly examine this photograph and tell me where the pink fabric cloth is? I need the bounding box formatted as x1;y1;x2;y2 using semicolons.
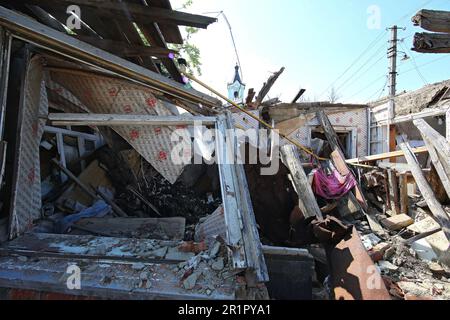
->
312;168;357;200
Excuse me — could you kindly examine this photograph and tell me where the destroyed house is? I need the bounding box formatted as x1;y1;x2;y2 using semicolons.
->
0;1;449;301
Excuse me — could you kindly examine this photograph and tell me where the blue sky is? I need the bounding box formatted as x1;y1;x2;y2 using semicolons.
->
173;0;450;103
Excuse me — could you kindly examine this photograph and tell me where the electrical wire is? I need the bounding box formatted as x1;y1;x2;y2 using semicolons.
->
347;74;387;100
398;55;450;76
335;42;387;93
399;42;428;85
321;0;434;100
318;30;387;99
367;76;388;102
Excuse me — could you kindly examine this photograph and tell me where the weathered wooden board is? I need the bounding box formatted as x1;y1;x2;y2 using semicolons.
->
280;144;323;220
415;119;450;199
316;110;368;211
413;32;450;54
398;137;450;242
387;169;400;215
412;9;450;33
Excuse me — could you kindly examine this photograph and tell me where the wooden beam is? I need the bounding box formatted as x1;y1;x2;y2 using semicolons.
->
0;7;220;108
0;141;6;188
48;113;217;126
413;32;450;54
412;9;450;33
389;124;397;162
316;110;368;211
346;146;428;164
397;136;450;242
414;119;450;199
51;159;128;218
280;144;323;221
16;0;217;29
255;67;285;106
399;173;409;215
141;0;183;44
291;89;306;104
74;35;177;58
387;169;400;215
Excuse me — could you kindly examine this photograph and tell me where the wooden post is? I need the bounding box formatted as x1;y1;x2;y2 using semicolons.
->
383;169;391;211
414;119;450;199
397;137;450;242
446;108;450;142
387;169;400;215
413;32;450;54
316;110;368;211
399;173;409;215
389;125;397;162
412;9;450;33
280;144;323;220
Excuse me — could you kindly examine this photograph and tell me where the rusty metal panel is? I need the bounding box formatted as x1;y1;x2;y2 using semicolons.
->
48;70;190;184
328;227;391;300
9;56;48;239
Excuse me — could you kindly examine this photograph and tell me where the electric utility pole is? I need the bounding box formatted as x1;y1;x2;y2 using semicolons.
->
387;25;403;157
388;25;399;117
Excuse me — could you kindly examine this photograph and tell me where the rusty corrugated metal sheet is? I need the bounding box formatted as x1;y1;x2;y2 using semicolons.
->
328;227;391;300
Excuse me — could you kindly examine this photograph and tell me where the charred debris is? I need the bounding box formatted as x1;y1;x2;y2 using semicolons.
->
0;3;449;300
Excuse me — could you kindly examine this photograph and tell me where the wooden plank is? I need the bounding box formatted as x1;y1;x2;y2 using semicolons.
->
73;36;177;58
397;136;450;241
0;141;6;187
414;119;450;199
0;26;11;138
412;9;450;33
214;113;269;283
291;89;306;104
143;0;183;44
383;169;391;211
316;110;368;211
381;214;414;231
346;146;428;164
255;67;285;106
233;136;269;282
280;144;323;220
215;115;247;271
387;169;400;215
52;159;128;218
0;6;220;108
48;113;217;126
399;173;409;215
413;32;450;54
366;208;389;238
138;23;183;82
17;0;217;29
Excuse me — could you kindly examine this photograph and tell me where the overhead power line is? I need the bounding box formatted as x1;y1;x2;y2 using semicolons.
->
335;42;387;93
318;30;388;99
398;55;450;76
400;42;428;85
325;0;434;101
347;74;387;100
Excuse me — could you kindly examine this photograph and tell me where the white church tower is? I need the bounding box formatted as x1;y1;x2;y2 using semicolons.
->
227;64;245;104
